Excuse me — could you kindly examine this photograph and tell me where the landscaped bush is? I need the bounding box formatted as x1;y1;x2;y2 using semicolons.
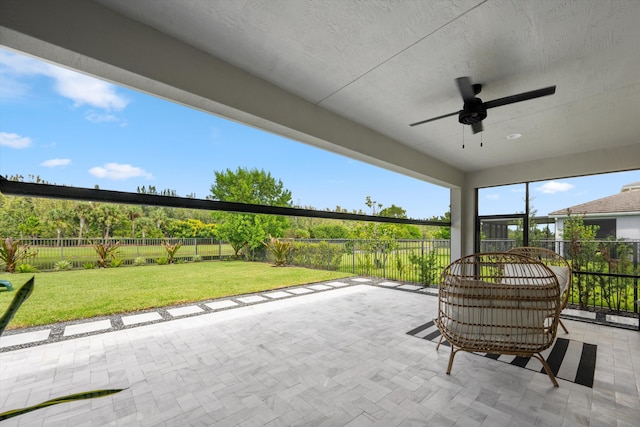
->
192;254;202;263
289;241;344;270
133;256;146;266
53;260;73;271
263;236;292;266
0;238;37;273
93;241;121;268
409;250;439;285
156;257;168;265
161;241;182;264
83;262;95;270
110;258;123;268
15;263;39;273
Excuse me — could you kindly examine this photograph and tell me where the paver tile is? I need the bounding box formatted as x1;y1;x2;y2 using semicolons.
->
378;281;401;287
287;288;314;295
563;309;597;319
122;312;162;326
205;300;239;310
0;329;51;348
167;305;204;317
325;281;350;288
397;284;423;291
264;291;292;299
237;295;268;304
605;314;638;327
63;319;112;336
308;284;332;291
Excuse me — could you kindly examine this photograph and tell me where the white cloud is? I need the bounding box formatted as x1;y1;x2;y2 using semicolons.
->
85;111;121;124
1;50;129;111
41;158;71;167
486;194;500;200
0;132;32;149
535;181;574;194
89;163;153;180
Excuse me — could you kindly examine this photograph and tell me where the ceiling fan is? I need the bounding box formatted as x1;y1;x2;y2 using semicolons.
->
410;77;556;134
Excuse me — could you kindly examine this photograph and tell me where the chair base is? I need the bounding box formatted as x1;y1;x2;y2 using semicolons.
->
443;344;559;387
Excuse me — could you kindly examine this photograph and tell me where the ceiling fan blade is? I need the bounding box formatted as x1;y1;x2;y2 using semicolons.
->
484;85;556;109
455;77;476;102
409;110;460;127
471;121;483;134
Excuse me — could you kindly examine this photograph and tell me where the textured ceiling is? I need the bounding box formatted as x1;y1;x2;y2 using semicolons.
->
89;0;640;173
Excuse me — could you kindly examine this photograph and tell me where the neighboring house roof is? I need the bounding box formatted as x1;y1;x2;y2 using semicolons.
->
549;185;640;216
621;181;640;191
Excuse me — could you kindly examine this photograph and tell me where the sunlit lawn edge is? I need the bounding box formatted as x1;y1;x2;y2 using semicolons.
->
0;261;354;329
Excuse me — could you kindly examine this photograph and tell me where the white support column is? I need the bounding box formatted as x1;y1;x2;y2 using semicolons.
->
450;184;476;261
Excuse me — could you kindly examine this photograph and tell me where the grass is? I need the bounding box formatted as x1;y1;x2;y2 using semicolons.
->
0;261;354;329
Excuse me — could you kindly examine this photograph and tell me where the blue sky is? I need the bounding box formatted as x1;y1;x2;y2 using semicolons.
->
1;48;638;220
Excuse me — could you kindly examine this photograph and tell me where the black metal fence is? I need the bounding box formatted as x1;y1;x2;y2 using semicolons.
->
259;239;451;284
481;239;639;313
6;237;638;314
8;238;235;270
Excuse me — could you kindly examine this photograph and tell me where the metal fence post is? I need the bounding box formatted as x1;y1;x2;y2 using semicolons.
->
634;241;639;314
352;241;355;274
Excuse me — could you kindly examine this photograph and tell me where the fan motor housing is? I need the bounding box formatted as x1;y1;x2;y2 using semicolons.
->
459;99;487;125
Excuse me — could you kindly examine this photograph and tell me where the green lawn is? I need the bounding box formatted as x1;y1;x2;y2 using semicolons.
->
0;261;354;329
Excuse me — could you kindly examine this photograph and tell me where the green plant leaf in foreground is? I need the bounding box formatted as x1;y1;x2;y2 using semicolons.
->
0;276;34;335
0;278;126;421
0;388;127;421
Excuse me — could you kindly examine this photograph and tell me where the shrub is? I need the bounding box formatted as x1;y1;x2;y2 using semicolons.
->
156;257;168;265
263;236;292;266
289;241;344;270
53;260;73;271
0;238;37;273
356;253;374;275
161;241;183;264
93;241;121;268
83;262;95;270
192;255;202;263
409;250;440;285
15;263;39;273
133;257;146;266
110;258;123;268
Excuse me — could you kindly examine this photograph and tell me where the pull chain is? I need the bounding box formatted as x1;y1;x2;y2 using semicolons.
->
480;131;483;147
462;126;465;149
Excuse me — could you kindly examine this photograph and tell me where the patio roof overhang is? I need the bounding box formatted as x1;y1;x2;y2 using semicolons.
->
1;0;639;258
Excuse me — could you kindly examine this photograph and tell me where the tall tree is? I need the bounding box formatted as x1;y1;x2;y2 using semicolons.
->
46;207;71;245
124;206;143;238
75;202;94;244
92;204;123;239
210;167;292;257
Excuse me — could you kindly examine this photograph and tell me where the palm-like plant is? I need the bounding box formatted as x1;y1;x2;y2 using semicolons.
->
161;241;183;264
263;236;292;266
0;238;36;273
93;241;121;268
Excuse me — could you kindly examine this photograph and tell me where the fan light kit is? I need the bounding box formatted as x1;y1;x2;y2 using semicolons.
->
506;133;522;140
410;77;556;134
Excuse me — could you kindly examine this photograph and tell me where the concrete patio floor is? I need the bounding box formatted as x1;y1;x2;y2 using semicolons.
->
1;279;639;426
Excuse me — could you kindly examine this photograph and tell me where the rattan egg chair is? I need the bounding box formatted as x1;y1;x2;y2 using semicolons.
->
436;252;562;387
507;247;572;334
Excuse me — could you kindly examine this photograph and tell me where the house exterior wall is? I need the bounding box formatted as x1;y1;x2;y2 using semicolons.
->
554;215;640;241
617;216;640;240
